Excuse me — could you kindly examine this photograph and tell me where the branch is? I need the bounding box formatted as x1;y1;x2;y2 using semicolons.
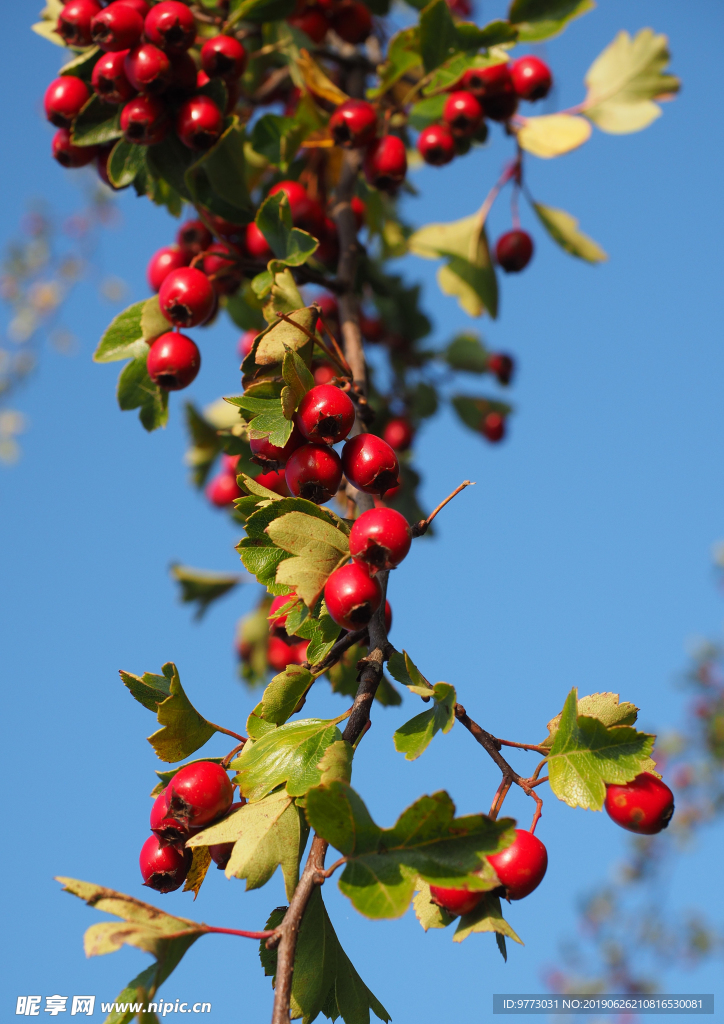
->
331;149;365;390
207;722;247;744
411;480;475;537
203;925;275;940
306;625;368;675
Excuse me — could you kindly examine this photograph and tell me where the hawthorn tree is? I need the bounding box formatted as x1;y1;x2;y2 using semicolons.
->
33;0;681;1020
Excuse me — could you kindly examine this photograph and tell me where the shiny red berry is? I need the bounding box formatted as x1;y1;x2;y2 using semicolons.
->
417;123;455;166
349;507;411;572
159;267;215;327
201;35;247;79
481;411;505;443
330;0;372;43
52;129;97;168
57;0;102;46
429;885;484;916
209;801;245;868
287;9;329;43
269;180;325;236
324;562;382;630
295;385;355;445
202;243;242;295
342;433;399;495
144;1;196;52
461;62;511;98
255;468;290;496
177;95;224;151
245;222;273;261
150;789;190;846
121;94;169;144
147;331;200;390
329;99;377;149
44;76;89;129
250;425;305;469
167;761;233;828
92;51;136;104
124;43;172;93
140;834;191;892
604;772;675;835
116;0;149;14
91;2;143;50
364;135;407;193
510;55;552;102
383;417;414;451
488;828;548;900
285;443;342;504
147;245;189;292
443;91;483;137
496;229;533;272
315;294;339;326
206;471;242;507
487;352;514;385
177;219;213;256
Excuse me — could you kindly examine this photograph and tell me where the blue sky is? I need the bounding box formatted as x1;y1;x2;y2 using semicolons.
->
2;0;723;1020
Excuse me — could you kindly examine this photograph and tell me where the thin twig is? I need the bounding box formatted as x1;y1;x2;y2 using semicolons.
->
204;925;275;940
489;776;513;820
319;856;348;879
207;722;247;744
411;480;475;537
221;741;246;768
495;738;550;754
306;626;368;675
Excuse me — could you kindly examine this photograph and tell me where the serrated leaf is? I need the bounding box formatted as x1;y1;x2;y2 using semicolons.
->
141;295;170;342
387;649;432;691
94;301;146;362
532;202;607;263
453;893;523;952
584;28;680;134
299;610;341;665
305;780;381;856
509;0;594;42
547;687;656;810
59;45;100;80
542;691;639;746
170;564;241;621
261;665;314;725
393;682;456;760
255;305;318;365
413;880;454;930
185;116;252;220
247;701;277;739
267;511;350;608
517;114;591;158
409;95;446;131
183;846;212;900
107;139;147;189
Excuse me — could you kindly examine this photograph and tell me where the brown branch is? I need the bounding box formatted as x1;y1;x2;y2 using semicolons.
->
221;741;246;768
411;480;475;537
331;149;365;391
203;925;275;940
495;738;550;755
489;776;513;820
342;571;391;744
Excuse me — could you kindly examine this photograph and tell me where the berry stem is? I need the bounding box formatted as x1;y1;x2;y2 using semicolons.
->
489;776;513;820
412;479;475;537
204;925;276;940
207;721;247;743
495;738;550;754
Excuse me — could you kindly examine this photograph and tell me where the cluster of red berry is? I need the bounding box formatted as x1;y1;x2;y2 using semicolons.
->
287;0;372;47
45;1;246;171
141;760;239;892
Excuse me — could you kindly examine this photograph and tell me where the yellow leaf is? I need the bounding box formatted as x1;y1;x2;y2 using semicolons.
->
532;202;607;263
296;49;349;106
517;114;592;159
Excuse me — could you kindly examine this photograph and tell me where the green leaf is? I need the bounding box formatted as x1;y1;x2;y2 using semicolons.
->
107;139;147;189
517;114;592;158
317;740;354;785
393;682;456;760
386;649;431;691
260;664;314;725
94;301;146;363
282;346;315;407
409;214;498;318
116;354;169;433
141;294;171;342
260;888;391;1024
170;564;241;621
458;19;519;47
60;45;101;80
542;691;640;748
187;789;307;900
421;51;507;97
245;397;294;448
256;192;319;266
307;787;515;918
231;716;346;801
185;117;252;221
547;688;656;810
583;28;680;134
453;892;523;954
532;202;608;262
451;394;512;433
251;115;305;171
419;0;461;73
413;880;454;930
299;609;341;666
509;0;594;42
445;333;489;373
409;95;446;131
146;134;196;201
120;662;217;763
226;280;266;331
70;95;123;147
267;511;350;608
367;27;421;100
254;304;317;365
247;700;277;738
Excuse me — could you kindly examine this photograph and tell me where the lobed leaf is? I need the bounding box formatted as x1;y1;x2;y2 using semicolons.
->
183;847;212;901
543;690;639;747
453;893;524;954
419;0;461;74
267;511;350;608
444;333;489;373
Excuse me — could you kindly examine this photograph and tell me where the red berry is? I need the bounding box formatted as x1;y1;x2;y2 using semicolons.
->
177;95;224;151
140;834;191;892
222;453;240;473
350;195;366;231
461;62;511;98
349;507;411;572
144;1;196;52
269;181;325;236
202;243;242;296
383;417;414;451
245;222;273;261
285;443;342;504
209;801;245;868
92;51;136;104
359;312;383;342
429;885;484;916
177;219;213;256
488;828;548;900
255;468;290;496
342;433;399;495
510;55;552;102
121;94;169;144
269;592;297;633
250;424;305;469
604;772;675;835
384;599;392;633
159;267;215;328
238;330;257;361
44;77;90;129
166;761;233;828
330;0;372;43
116;0;149;14
206;471;242;506
287;9;329;43
147;331;200;390
446;0;471;14
150;789;190;846
267;634;308;671
147;245;189;292
313;362;336;385
295;384;355;445
495;229;533;273
201;35;247;79
324;562;382;630
364;135;407;193
52;128;97;168
417;123;455;167
487;352;514;385
56;0;102;46
124;43;172;94
91;2;143;51
206;213;246;245
481;411;505;443
329;99;377;149
443;91;483;137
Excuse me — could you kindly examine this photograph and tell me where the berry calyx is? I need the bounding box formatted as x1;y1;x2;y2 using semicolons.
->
287;9;329;43
250;425;305;470
429;885;484;917
324;561;382;630
604;772;675;835
255;468;290;496
331;0;372;43
495;229;534;273
147;332;200;390
177;219;213;256
269;180;325;236
52;129;97;168
487;828;548;900
342;433;399;495
285;443;343;504
443;90;483;137
57;0;102;47
159;267;215;327
140;834;191;892
206;471;242;507
176;95;224;151
349;507;411;572
201;35;247;79
120;94;169;145
510;55;552;101
417;123;455;167
147;245;190;292
245;222;273;261
144;1;196;52
150;789;190;846
383;417;414;451
330;99;377;149
364;135;407;193
166;761;234;828
295;384;355;445
481;411;505;443
124;43;172;94
460;63;518;121
91;2;143;51
44;76;90;128
92;51;136;104
487;352;515;385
